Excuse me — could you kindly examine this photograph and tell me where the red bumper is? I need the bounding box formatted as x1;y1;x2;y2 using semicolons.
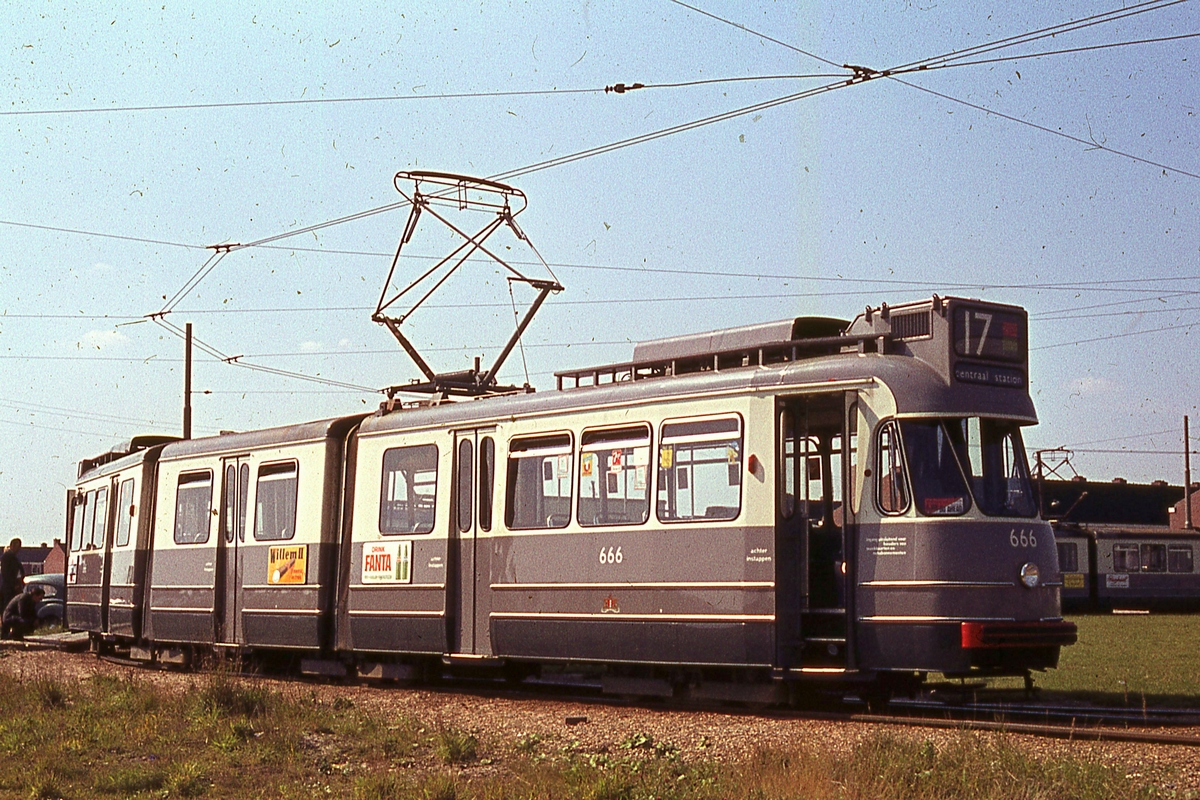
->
961;621;1078;649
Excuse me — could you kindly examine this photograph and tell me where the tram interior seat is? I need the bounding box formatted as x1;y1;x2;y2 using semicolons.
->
704;505;738;519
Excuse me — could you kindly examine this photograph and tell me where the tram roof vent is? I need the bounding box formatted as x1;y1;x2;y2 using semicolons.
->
888;310;933;340
631;317;847;363
555;316;874;390
78;435;181;478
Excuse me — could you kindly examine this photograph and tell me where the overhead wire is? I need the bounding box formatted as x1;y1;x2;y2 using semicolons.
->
0;218;205;250
1030;293;1199;319
9;0;1196;394
664;0;845;69
0;396;175;430
0;415;174;441
886;77;1200;181
673;0;1199;181
886;0;1187;73
151;316;382;393
906;31;1200;73
0;87;607;119
1034;320;1200;350
1034;304;1200;322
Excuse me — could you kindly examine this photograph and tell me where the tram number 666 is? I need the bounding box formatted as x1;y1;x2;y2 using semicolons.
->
599;546;624;565
1009;529;1037;548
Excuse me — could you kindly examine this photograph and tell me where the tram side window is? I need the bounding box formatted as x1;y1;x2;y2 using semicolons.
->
506;434;573;530
1112;544;1138;573
479;437;495;532
1169;545;1194;573
578;426;651;527
379;445;438;535
457;439;474;534
255;462;299;541
877;421;910;514
71;491;92;552
174;472;213;545
1140;543;1167;573
114;478;136;548
90;486;109;550
1057;542;1079;573
657;415;742;523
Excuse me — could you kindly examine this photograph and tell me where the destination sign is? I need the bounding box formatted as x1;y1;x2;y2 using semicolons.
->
953;362;1026;389
953;306;1026;364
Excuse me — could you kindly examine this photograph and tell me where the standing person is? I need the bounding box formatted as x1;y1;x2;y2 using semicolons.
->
0;539;24;610
2;585;44;640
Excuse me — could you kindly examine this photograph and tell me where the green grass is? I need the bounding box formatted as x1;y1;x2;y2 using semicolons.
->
980;614;1200;705
0;666;1160;799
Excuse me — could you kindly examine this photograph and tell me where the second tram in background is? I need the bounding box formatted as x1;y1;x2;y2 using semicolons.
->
65;294;1075;699
1056;523;1200;612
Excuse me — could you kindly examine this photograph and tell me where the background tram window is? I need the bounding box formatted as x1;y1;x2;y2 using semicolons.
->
255;462;299;541
1168;545;1194;573
90;486;108;550
379;445;438;535
1057;542;1079;573
656;415;742;523
577;426;651;527
1140;543;1167;573
173;472;213;545
1112;544;1139;573
506;434;573;530
114;478;136;548
877;421;909;515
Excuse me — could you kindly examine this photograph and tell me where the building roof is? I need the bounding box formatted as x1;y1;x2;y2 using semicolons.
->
1040;479;1184;526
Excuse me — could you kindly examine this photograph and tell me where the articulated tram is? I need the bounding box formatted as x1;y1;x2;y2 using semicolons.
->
65;295;1075;698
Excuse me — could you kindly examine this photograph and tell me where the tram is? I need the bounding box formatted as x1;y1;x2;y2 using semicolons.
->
65;294;1076;698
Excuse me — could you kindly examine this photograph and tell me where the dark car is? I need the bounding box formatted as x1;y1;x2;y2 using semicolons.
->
22;573;65;627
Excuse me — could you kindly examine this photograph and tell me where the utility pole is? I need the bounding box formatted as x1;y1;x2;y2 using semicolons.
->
1185;415;1193;529
1035;450;1045;519
184;322;193;440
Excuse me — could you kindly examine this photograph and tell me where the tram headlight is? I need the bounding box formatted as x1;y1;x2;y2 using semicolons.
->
1019;562;1040;589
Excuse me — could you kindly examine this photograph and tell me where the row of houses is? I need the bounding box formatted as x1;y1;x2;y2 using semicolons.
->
16;540;66;576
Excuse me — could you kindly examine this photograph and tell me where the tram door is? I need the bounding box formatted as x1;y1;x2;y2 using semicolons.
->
777;393;852;669
216;458;250;645
451;430;497;656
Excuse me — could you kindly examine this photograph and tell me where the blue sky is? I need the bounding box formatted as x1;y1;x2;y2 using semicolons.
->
2;1;1198;541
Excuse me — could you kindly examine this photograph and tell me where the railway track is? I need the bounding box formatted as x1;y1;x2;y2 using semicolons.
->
35;644;1200;750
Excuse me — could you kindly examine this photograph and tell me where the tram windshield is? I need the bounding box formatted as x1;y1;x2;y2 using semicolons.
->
898;418;1037;518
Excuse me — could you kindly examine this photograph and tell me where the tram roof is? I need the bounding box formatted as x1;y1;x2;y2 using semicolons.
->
361;350;1037;437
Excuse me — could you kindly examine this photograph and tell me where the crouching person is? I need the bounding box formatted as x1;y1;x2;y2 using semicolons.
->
2;586;44;640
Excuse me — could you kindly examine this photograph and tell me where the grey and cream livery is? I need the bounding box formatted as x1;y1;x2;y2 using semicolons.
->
66;295;1076;697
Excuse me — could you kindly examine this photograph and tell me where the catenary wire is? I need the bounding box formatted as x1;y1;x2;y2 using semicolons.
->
887;77;1200;181
672;0;1198;180
907;31;1200;73
0;87;606;118
0;73;849;119
1034;320;1200;350
664;0;844;68
887;0;1187;72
